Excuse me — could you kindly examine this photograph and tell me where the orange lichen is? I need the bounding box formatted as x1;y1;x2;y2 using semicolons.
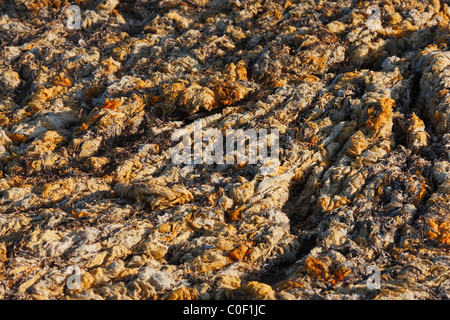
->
53;75;72;87
227;206;246;222
236;65;247;81
228;242;253;261
72;211;93;219
283;0;293;8
208;190;221;205
273;9;282;19
213;82;249;106
309;135;320;147
317;195;349;211
102;98;121;110
76;123;89;132
271;79;287;87
304;256;329;280
304;256;350;285
330;266;351;286
8;134;28;145
411;177;428;205
23;0;64;12
365;98;394;133
308;54;329;71
439;89;449;97
426;219;450;245
165;287;199;300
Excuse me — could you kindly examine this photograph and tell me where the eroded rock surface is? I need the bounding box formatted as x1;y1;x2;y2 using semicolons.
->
0;0;449;300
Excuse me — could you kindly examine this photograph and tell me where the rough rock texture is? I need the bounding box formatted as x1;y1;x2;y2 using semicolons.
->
0;0;449;300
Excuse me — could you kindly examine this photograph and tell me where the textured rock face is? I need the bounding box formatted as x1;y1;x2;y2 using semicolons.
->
0;0;449;300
